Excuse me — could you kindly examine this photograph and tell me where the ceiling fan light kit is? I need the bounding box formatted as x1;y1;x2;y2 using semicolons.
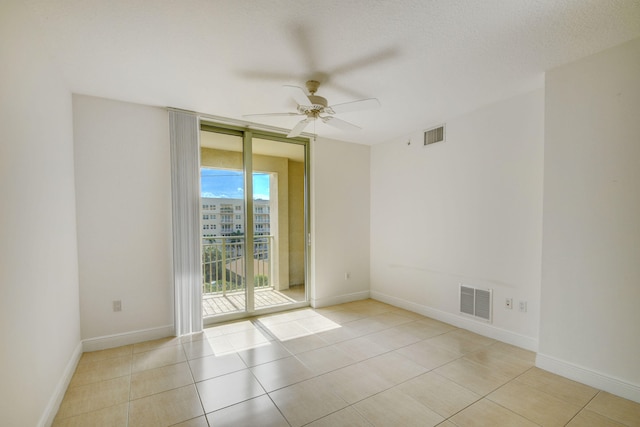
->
244;80;380;138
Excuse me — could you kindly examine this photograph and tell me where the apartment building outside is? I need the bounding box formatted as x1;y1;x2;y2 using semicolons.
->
201;197;270;239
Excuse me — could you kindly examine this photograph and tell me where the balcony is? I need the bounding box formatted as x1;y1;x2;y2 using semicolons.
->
202;288;299;316
202;236;301;316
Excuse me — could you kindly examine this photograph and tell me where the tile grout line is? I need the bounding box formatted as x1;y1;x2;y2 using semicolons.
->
182;340;212;426
563;390;610;427
60;302;597;426
367;346;521;427
349;356;467;422
476;363;602;427
126;346;132;427
464;366;542;426
195;312;470;402
498;366;604;423
264;390;294;427
193;307;404;424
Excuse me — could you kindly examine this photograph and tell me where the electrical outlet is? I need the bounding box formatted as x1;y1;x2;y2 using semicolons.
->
113;300;122;312
519;301;527;312
505;298;513;309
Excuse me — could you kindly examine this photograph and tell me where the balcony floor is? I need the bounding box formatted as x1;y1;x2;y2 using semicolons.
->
203;286;304;317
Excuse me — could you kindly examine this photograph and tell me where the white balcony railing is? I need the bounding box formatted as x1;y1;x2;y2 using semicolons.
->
202;235;273;295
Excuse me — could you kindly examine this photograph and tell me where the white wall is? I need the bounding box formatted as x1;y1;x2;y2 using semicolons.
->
73;95;174;345
0;2;81;426
370;90;544;350
538;37;640;401
310;137;371;307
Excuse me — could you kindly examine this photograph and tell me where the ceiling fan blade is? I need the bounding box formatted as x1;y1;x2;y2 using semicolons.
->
287;118;310;138
321;116;361;132
283;85;311;106
290;24;318;73
328;47;399;76
327;98;380;114
243;112;303;118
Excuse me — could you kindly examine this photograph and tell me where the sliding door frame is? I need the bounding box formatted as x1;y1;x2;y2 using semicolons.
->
200;121;311;326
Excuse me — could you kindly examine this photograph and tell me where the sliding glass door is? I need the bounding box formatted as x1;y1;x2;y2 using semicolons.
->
200;131;246;316
252;137;307;306
199;125;308;323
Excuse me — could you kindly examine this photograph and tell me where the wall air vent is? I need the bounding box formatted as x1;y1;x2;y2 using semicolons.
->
424;125;445;146
460;285;492;323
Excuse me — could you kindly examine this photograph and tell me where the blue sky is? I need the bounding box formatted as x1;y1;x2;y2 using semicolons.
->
201;168;270;200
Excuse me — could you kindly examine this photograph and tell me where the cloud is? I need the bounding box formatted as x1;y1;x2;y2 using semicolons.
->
253;194;270;201
202;192;229;198
237;188;244;193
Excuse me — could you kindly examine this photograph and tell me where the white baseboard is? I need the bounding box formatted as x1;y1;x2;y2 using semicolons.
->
82;325;175;352
310;290;370;309
536;353;640;404
38;341;83;427
370;290;538;352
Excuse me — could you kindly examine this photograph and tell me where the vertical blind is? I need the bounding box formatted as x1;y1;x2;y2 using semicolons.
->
169;109;202;336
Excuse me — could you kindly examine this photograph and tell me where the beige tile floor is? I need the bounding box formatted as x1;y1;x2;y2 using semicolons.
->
53;299;640;426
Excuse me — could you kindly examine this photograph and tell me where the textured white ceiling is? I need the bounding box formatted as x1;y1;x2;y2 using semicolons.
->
25;0;640;145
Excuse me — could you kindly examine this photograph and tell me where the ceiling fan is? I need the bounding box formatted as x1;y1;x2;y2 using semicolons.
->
244;80;380;138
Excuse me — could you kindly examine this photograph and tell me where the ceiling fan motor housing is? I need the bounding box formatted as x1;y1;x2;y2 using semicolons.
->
303;80;328;116
298;94;328;118
307;95;327;108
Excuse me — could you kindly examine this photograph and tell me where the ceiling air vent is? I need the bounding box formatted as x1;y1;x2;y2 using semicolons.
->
424;125;445;146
